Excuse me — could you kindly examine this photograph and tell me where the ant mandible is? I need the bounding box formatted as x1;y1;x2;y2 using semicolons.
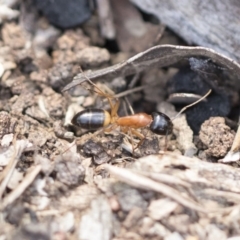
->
71;75;211;151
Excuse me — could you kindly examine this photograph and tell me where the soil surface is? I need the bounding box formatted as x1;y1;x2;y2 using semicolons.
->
0;1;240;240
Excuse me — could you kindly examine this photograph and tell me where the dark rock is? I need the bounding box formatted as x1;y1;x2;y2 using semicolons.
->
167;64;231;134
82;139;111;165
33;0;92;29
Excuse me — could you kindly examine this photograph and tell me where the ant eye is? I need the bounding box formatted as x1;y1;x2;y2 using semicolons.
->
150;112;173;135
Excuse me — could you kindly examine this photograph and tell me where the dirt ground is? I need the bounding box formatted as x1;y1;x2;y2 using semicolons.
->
1;1;240;240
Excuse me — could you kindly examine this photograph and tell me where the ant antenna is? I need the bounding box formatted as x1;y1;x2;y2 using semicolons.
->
78;67;98;89
79;67;114;98
172;89;212;120
78;67;118;110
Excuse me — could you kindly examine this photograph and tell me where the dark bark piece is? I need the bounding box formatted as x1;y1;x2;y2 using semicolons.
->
82;139;112;165
130;0;240;61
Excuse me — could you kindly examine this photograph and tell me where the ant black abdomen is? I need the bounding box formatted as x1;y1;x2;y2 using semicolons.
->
150;112;173;135
71;109;111;130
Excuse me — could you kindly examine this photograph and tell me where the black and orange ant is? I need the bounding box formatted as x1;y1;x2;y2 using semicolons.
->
71;75;211;152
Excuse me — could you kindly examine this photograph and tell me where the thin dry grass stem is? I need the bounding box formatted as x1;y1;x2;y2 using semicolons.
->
0;162;18;200
36;209;61;217
204;189;240;202
38;96;50;119
219;114;240;163
230;124;240;152
128;72;140;89
0;134;19;199
142;170;201;204
113;82;157;99
122;99;129;116
173;89;212;120
0;159;18;200
111;157;136;163
1;165;42;210
139;171;191;188
104;164;207;213
123;97;134;115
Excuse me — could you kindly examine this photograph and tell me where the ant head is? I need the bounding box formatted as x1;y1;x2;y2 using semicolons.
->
150;112;173;135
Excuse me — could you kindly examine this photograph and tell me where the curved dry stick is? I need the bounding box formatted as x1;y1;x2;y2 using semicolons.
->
62;45;240;92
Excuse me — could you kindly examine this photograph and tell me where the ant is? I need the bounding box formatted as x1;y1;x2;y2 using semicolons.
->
71;75;211;152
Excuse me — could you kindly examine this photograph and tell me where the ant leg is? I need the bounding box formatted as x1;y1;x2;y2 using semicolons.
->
131;129;145;140
163;136;168;151
91;85;120;120
121;128;145;154
90;84;117;112
90;123;118;140
163;129;170;151
127;127;136;154
119;127;136;153
103;123;118;133
92;86;115;109
130;129;145;151
111;99;120;119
